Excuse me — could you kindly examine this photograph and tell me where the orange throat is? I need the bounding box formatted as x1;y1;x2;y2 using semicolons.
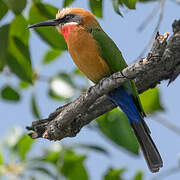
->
60;24;77;41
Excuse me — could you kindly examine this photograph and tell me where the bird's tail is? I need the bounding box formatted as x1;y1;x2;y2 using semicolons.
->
107;87;163;172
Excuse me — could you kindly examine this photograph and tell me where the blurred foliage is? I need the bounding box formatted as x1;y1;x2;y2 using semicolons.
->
89;0;103;18
63;0;76;7
104;168;126;180
60;151;88;180
133;171;143;180
0;127;89;179
1;85;20;101
0;0;8;21
31;93;41;118
0;127;145;179
139;87;164;114
42;49;62;64
3;0;27;15
49;72;76;101
97;109;139;155
0;0;178;179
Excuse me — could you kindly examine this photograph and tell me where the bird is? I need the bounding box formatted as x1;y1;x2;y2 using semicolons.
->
28;7;163;172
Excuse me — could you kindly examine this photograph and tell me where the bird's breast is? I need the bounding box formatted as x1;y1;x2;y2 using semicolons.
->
66;26;111;83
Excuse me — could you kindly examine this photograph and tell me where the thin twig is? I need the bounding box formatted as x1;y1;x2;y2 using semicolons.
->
153;116;180;136
169;0;180;5
136;0;165;59
137;4;159;32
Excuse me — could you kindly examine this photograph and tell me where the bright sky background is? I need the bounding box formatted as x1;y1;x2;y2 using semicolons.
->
0;0;180;179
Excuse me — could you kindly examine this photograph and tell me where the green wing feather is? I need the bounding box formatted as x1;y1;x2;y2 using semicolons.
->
91;28;127;72
90;28;145;117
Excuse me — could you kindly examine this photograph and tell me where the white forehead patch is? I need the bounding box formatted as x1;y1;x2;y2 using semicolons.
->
56;8;71;19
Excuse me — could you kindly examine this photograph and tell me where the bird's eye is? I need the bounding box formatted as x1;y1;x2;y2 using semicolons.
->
65;14;75;20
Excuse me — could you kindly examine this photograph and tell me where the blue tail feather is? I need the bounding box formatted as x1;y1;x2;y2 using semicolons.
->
107;86;163;172
107;86;140;123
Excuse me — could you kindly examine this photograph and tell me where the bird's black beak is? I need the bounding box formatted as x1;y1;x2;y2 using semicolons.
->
28;19;61;29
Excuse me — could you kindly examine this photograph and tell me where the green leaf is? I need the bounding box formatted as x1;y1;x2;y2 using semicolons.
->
29;2;67;50
31;94;41;119
0;20;33;82
49;73;75;101
138;0;154;2
133;171;143;180
121;0;137;9
89;0;103;18
73;68;84;76
7;36;33;83
48;90;66;101
29;166;57;179
63;0;75;7
33;0;41;3
97;109;139;154
1;85;20;101
30;148;61;165
0;0;8;20
10;15;29;45
112;0;137;15
0;151;3;165
3;15;33;82
0;24;9;71
139;87;164;114
0;59;4;72
60;151;88;180
17;135;34;160
42;49;62;64
104;168;125;180
42;151;60;164
19;81;30;89
74;143;109;155
112;0;123;16
3;0;27;15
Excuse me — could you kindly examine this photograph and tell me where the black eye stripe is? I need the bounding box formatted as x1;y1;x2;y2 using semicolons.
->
64;14;75;20
56;14;81;24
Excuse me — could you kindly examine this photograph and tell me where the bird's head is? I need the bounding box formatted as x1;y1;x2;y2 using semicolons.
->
28;8;100;35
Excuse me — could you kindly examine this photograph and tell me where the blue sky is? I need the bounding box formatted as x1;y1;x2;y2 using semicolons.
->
0;0;180;179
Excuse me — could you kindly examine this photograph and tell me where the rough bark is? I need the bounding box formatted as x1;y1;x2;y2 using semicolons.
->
27;19;180;141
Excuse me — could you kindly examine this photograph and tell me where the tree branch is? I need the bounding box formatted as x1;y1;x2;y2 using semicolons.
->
26;19;180;141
